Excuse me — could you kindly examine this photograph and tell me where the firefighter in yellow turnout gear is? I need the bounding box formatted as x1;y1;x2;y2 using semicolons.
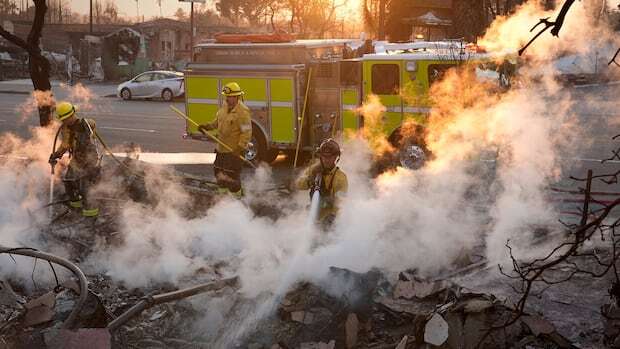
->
198;82;252;197
48;101;101;218
296;139;348;225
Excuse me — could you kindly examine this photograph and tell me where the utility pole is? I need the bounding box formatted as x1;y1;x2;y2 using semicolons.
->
179;0;205;61
135;0;140;23
89;0;93;33
190;1;194;55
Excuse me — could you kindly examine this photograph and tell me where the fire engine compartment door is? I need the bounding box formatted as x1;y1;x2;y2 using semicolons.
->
269;78;296;144
340;60;362;133
341;88;360;132
363;61;403;136
185;76;219;135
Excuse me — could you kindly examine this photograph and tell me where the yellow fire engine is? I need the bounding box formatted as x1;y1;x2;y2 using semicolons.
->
183;37;510;166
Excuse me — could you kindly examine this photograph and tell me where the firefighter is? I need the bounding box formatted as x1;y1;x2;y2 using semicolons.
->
48;101;101;218
296;139;348;225
198;82;252;197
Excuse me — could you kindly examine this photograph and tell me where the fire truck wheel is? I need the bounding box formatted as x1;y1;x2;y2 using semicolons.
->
120;88;131;100
162;88;174;102
388;125;430;170
252;126;279;164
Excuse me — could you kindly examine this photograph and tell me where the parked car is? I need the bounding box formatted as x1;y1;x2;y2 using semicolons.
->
117;71;184;101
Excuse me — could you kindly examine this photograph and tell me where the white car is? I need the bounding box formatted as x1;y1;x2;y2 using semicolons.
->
117;71;184;101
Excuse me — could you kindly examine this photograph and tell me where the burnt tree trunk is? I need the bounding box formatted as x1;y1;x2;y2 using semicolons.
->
0;0;52;127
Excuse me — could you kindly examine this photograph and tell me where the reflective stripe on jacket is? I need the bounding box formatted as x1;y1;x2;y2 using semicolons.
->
207;101;252;154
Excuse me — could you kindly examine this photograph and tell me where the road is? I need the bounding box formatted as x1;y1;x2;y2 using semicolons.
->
0;83;618;193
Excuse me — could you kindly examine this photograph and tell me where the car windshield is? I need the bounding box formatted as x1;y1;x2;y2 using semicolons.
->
133;73;151;83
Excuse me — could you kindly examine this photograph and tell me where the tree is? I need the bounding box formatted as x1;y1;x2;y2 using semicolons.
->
0;0;52;127
0;0;18;16
386;0;410;41
451;0;487;42
102;0;118;24
174;7;187;21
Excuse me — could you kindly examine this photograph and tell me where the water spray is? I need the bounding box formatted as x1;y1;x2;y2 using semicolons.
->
308;174;322;224
48;161;55;220
48;126;62;221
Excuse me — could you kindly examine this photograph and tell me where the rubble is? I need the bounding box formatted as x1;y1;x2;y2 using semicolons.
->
424;313;449;345
0;158;609;348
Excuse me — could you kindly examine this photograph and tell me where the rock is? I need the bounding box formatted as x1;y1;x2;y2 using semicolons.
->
24;292;56;327
345;313;359;348
395;335;408;349
521;315;556;336
393;279;416;299
248;343;264;349
462;298;494;313
424;313;449;346
24;304;56;327
414;280;448;299
60;280;81;295
392;272;452;300
25;292;56;310
374;295;436;317
291;311;306;323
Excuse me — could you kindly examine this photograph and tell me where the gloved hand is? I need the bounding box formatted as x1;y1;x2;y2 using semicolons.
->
243;142;256;161
197;124;211;134
48;152;60;165
309;162;322;177
309;173;322;200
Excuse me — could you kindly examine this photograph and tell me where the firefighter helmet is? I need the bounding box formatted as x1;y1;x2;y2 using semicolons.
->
318;138;340;156
56;101;76;121
222;82;244;97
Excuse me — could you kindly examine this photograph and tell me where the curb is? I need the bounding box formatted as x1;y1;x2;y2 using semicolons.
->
0;90;29;95
0;90;118;98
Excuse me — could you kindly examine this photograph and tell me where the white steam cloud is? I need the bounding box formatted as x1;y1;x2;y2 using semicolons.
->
0;0;617;344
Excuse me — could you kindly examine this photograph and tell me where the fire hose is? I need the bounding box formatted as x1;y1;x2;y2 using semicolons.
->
0;246;89;329
107;276;239;332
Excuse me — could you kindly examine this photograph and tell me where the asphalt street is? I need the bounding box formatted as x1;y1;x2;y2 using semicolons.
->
0;81;618;194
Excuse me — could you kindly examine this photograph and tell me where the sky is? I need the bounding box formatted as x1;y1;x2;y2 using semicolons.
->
69;0;206;20
68;0;361;22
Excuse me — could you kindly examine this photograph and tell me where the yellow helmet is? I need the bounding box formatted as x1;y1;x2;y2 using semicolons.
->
222;82;244;97
56;101;76;121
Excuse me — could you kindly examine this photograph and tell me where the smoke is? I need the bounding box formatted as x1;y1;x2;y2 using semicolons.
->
479;1;618;59
0;125;75;289
64;83;95;112
16;90;55;122
0;0;616;343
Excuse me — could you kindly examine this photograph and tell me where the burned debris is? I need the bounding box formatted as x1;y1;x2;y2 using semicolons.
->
0;251;577;349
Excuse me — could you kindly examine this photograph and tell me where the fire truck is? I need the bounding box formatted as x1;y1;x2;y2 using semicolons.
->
182;37;508;166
